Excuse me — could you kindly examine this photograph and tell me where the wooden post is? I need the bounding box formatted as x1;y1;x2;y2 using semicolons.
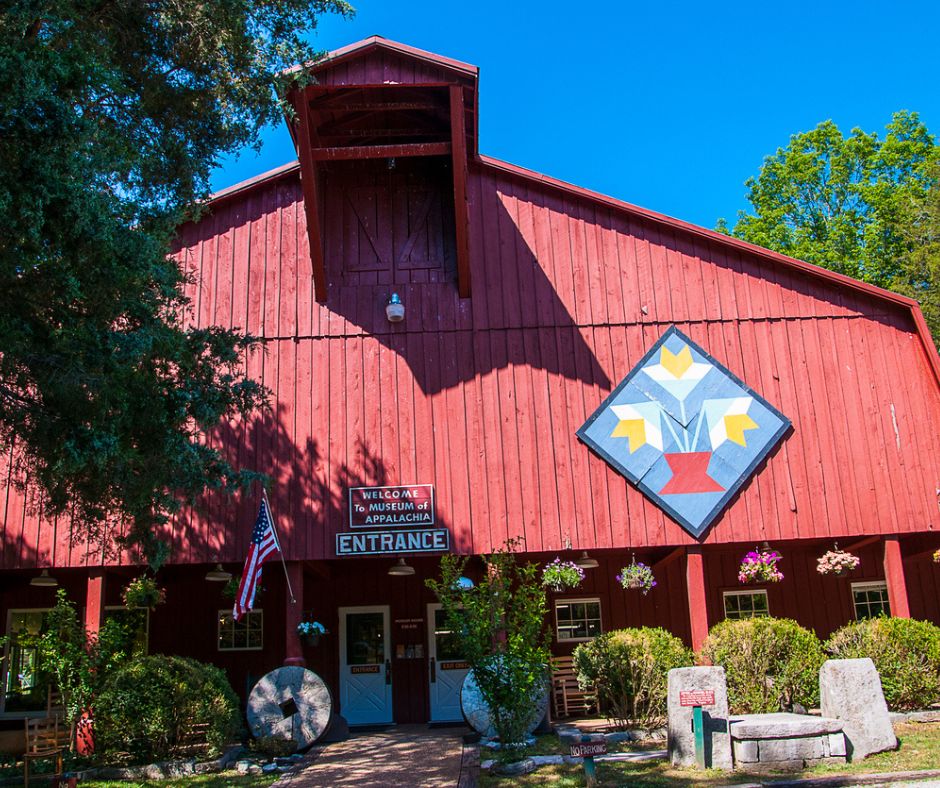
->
685;547;709;652
284;562;305;667
883;536;911;618
85;570;105;638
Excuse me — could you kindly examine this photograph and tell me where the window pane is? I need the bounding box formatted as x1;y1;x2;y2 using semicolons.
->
4;611;51;713
724;592;769;621
346;612;384;664
218;610;263;650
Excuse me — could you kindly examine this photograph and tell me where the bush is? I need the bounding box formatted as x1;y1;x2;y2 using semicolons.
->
573;627;693;729
826;617;940;711
701;618;824;714
94;655;241;763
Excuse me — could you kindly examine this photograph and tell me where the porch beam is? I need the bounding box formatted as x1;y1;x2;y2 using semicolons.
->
85;569;105;638
284;562;305;667
882;536;911;618
842;535;880;554
652;546;685;573
685;547;709;652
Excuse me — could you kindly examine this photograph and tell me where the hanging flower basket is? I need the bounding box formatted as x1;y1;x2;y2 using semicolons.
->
816;548;860;576
617;562;657;595
933;549;940;564
297;620;328;646
738;549;783;584
122;576;166;610
541;558;585;592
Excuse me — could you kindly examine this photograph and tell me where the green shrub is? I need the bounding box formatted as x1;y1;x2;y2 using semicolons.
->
94;655;241;763
826;617;940;711
701;618;824;714
573;627;693;729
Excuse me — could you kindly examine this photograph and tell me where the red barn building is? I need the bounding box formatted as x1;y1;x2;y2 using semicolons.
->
3;37;940;729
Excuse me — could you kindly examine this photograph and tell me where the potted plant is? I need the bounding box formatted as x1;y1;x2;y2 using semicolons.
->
541;558;585;592
297;620;328;646
738;548;784;584
816;546;860;576
617;561;657;595
933;549;940;564
122;576;166;610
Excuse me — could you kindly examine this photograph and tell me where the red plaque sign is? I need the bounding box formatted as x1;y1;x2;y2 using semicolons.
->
679;689;715;707
349;484;434;528
570;741;607;758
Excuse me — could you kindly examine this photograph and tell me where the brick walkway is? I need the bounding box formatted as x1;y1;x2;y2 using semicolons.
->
274;725;473;787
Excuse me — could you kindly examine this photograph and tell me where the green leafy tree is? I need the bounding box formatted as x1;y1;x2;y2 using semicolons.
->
0;0;351;565
719;112;939;291
893;163;940;347
426;541;551;747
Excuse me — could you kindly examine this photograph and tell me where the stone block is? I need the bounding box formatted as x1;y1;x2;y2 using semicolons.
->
757;735;825;763
827;733;846;757
667;666;732;770
820;658;896;760
732;739;759;763
728;712;842;739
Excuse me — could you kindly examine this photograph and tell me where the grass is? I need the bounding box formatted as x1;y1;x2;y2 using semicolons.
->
77;772;277;788
478;721;940;787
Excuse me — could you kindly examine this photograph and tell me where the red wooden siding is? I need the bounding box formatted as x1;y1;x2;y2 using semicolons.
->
4;151;939;569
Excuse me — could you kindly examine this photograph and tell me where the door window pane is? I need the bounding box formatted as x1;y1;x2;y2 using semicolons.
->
434;609;462;660
346;612;384;665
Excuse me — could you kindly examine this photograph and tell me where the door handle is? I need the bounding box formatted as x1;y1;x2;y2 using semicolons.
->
385;659;392;685
430;657;436;683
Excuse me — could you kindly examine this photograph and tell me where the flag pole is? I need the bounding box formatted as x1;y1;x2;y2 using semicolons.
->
262;486;296;605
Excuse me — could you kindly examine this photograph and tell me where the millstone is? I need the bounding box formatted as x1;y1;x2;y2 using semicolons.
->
247;667;332;747
460;666;549;740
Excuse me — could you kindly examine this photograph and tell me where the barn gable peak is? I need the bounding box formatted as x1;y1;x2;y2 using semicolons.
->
286;37;477;302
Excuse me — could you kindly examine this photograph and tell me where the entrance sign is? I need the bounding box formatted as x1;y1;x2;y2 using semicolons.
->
349;484;434;528
336;527;449;556
680;689;716;707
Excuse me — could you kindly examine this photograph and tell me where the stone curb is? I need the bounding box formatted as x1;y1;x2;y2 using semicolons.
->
755;769;940;787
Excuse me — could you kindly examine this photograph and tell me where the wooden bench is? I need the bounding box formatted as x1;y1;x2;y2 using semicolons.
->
23;713;68;787
550;655;597;719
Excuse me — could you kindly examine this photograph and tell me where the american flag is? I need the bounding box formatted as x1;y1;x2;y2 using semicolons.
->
233;497;281;621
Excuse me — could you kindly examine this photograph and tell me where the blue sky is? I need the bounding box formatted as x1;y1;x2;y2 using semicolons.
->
210;1;940;231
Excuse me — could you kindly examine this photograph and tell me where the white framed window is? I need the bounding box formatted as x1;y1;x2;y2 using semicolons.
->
1;609;53;716
218;610;263;651
851;582;890;620
555;598;602;642
723;590;770;620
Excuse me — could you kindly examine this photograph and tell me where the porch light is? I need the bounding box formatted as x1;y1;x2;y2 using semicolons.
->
205;563;232;582
387;558;415;577
385;293;405;322
575;551;599;569
30;569;58;588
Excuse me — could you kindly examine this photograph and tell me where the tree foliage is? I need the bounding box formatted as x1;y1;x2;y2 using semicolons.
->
0;0;351;564
719;112;939;311
426;541;551;746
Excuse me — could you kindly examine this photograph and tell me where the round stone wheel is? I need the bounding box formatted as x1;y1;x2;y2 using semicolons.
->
460;666;550;740
247;666;332;747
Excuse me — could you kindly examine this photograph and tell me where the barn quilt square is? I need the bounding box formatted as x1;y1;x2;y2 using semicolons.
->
577;326;790;538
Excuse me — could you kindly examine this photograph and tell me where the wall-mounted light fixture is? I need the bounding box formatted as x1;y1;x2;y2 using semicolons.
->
30;569;58;588
387;558;415;577
386;292;405;323
205;563;232;582
575;551;599;569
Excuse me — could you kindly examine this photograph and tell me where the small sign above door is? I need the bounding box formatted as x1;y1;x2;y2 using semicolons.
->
349;484;434;528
